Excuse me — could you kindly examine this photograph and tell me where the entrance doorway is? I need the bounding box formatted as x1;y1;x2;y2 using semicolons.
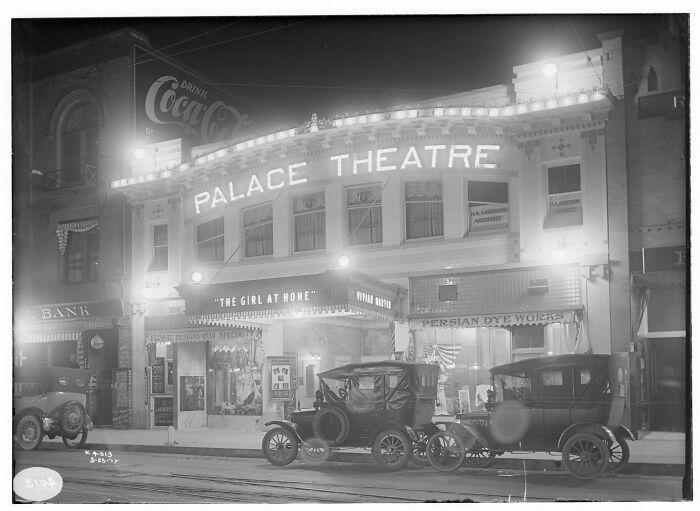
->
648;337;685;432
87;330;119;426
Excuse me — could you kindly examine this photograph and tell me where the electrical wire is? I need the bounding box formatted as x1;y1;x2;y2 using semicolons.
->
156;21;245;54
568;16;603;87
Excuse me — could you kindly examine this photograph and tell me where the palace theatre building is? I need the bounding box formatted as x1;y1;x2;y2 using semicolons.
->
115;34;638;430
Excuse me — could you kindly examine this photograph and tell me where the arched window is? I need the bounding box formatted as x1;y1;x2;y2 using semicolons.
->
59;102;98;186
647;67;658;92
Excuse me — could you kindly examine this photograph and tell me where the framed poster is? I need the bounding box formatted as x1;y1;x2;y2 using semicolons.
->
154;396;174;427
268;357;297;400
152;357;165;394
180;376;205;411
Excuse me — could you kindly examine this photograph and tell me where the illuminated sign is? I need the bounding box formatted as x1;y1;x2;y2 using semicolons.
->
24;299;123;322
214;290;318;309
412;310;573;329
192;143;502;215
354;290;393;310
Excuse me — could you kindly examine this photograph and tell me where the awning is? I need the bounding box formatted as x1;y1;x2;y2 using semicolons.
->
15;331;83;344
410;310;578;329
178;270;405;323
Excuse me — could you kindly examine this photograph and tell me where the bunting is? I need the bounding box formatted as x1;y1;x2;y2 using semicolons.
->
56;218;98;254
424;344;462;371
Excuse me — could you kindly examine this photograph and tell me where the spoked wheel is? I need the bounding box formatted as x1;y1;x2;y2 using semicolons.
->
607;437;630;474
411;430;431;466
372;429;412;471
427;431;465;472
62;430;88;449
300;437;331;465
561;433;609;480
312;407;350;447
16;415;43;451
262;427;299;466
463;447;497;468
60;402;86;437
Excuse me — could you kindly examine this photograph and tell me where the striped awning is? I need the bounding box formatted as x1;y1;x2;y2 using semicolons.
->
16;331;82;344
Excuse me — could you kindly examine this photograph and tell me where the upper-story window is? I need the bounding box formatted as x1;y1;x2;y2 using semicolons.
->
647;66;658;92
346;184;382;246
243;203;273;258
467;180;509;234
197;217;224;263
293;191;326;252
59;102;98;188
59;219;100;284
405;180;443;240
151;224;168;271
544;164;582;228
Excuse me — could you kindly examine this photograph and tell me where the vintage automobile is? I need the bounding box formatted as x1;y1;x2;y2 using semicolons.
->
13;366;94;450
426;354;636;479
262;360;440;470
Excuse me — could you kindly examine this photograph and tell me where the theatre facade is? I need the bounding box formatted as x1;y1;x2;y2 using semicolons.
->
114;34;638;430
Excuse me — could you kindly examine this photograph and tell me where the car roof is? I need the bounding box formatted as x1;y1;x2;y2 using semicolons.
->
490;354;610;377
318;360;436;379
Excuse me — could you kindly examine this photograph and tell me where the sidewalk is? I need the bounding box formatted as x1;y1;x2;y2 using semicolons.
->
40;426;688;475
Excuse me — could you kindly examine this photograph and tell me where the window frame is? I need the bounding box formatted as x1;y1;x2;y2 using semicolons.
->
58;102;99;184
150;223;168;271
544;162;583;229
61;223;100;285
242;202;274;258
345;183;383;246
196;217;225;263
292;190;326;253
404;179;444;241
466;179;510;235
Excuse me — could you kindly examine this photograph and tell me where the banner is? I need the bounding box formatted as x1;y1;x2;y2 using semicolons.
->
412;310;575;329
469;203;509;232
134;46;251;147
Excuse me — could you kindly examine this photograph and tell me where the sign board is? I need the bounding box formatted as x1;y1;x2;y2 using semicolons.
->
268;357;297;400
153;396;174;427
151;357;165;394
134;46;250;147
23;299;123;322
469;203;509;232
113;368;131;409
411;310;574;329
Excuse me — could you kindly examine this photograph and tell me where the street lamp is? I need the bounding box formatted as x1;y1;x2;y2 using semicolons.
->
336;255;351;269
191;271;204;284
542;61;559;92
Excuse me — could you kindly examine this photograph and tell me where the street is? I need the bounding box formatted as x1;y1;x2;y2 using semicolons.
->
13;449;684;503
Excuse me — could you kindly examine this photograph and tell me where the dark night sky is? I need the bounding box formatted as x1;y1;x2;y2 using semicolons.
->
12;15;659;136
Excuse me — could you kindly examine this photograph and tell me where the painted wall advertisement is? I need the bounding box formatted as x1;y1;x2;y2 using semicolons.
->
134;46;251;147
268;357;297;400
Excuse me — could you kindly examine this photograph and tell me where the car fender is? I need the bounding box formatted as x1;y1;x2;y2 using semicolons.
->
13;407;47;430
613;425;636;441
558;422;616;450
445;421;490;447
84;415;94;432
415;423;440;437
264;420;302;440
48;400;85;420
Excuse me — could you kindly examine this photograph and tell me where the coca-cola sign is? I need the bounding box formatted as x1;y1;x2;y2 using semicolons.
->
135;46;250;146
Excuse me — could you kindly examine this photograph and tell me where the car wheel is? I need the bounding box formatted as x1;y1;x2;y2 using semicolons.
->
16;415;43;451
262;427;299;466
311;407;350;447
372;429;412;471
607;437;630;474
62;430;88;449
463;446;496;468
411;430;431;466
60;402;86;437
300;437;331;465
561;433;609;480
426;431;465;472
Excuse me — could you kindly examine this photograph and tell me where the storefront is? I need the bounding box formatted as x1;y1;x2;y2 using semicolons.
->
14;299;125;426
631;245;687;432
408;265;588;415
146;270;404;430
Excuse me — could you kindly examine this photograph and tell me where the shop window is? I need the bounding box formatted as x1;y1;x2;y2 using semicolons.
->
346;184;382;245
151;224;168;271
197;217;224;263
58;102;99;188
210;347;263;416
293;191;326;252
545;164;582;228
62;223;100;284
511;325;545;359
17;343;49;367
180;376;205;411
51;341;79;368
405;180;443;240
467;181;509;234
243;203;273;258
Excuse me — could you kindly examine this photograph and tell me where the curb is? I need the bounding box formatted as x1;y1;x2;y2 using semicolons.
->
45;442;686;477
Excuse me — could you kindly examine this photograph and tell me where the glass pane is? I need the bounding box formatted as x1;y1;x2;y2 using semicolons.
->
294;211;325;252
548;164;581;194
406;202;443;239
348;206;382;245
468;181;508;203
197;217;224;243
154;224;168;245
245;222;273;257
243;203;273;227
347;185;381;206
293;192;325;213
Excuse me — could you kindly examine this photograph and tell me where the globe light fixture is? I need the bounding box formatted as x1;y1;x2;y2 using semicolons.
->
141;285;154;299
337;255;351;269
542;62;558;78
133;147;147;160
191;271;204;284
